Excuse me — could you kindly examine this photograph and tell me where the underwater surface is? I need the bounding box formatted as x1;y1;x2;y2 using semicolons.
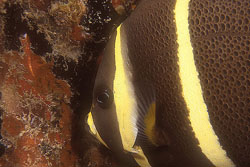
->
0;0;249;166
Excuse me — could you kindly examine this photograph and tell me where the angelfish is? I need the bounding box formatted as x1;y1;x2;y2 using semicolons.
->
87;24;156;167
87;0;249;166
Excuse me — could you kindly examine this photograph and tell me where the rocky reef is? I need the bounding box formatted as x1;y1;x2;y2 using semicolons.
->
0;0;138;166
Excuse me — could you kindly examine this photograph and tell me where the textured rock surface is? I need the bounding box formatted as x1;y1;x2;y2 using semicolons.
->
0;0;138;166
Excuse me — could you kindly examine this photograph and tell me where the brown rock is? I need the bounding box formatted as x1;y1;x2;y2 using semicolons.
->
2;116;25;137
0;0;140;166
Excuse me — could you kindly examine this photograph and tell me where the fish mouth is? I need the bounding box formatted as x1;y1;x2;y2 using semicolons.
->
87;111;109;148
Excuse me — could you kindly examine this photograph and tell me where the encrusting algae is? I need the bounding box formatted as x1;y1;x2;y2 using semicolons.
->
0;0;139;166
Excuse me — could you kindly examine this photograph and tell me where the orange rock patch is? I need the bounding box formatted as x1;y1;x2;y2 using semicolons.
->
0;34;79;166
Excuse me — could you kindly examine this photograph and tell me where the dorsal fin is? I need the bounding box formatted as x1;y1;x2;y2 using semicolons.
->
143;102;156;144
135;83;158;146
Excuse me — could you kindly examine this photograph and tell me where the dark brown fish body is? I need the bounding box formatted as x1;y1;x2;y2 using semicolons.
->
88;0;249;166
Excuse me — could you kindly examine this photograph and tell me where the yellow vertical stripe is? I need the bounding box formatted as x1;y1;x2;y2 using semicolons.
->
174;1;235;166
114;26;151;167
114;26;138;152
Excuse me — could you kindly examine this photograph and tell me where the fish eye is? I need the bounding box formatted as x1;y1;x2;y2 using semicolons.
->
96;87;113;109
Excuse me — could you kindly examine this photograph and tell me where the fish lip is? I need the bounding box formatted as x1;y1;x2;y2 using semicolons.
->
86;110;110;148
